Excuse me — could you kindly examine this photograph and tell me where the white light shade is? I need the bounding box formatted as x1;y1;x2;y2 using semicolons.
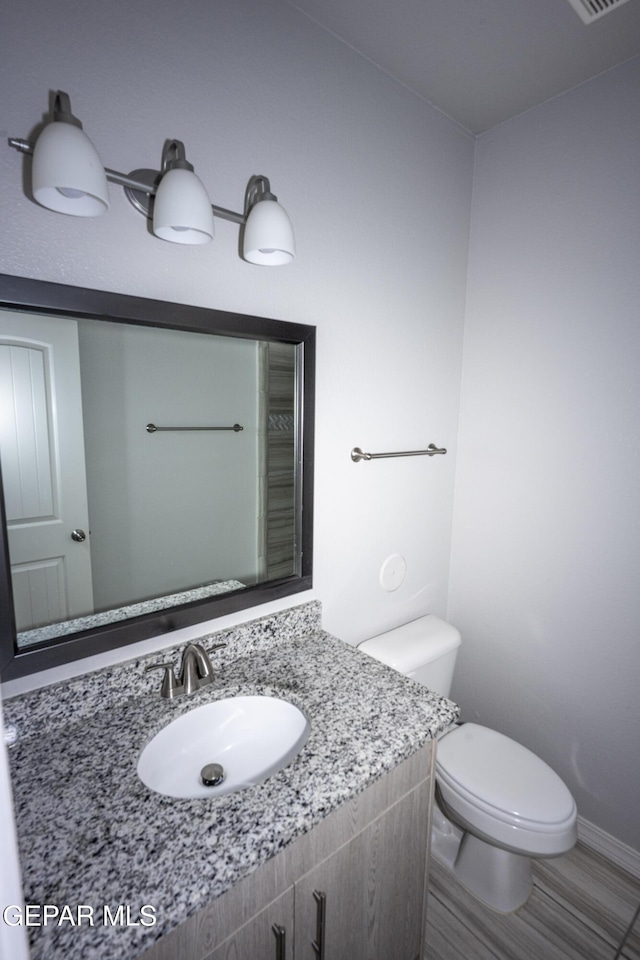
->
243;199;295;265
32;121;109;217
152;168;214;245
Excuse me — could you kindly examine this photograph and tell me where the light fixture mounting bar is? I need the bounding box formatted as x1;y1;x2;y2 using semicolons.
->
104;168;156;195
208;204;245;226
8;136;246;225
8;138;32;154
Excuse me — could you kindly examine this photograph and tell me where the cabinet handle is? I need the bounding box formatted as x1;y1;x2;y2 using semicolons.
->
311;890;326;960
272;923;286;960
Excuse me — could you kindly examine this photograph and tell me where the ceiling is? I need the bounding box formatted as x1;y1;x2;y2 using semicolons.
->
285;0;640;133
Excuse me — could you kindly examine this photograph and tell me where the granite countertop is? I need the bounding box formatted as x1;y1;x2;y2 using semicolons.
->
3;602;459;960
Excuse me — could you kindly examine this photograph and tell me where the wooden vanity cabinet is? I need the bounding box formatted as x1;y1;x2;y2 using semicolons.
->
139;742;434;960
207;888;294;960
293;782;429;960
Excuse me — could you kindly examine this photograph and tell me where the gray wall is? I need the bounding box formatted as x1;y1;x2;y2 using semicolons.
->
449;56;640;853
0;0;473;651
0;7;472;674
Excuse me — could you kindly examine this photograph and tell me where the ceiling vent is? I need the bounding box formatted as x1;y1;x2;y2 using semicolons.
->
566;0;633;23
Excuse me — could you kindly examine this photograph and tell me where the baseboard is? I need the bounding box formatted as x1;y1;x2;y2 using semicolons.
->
578;816;640;880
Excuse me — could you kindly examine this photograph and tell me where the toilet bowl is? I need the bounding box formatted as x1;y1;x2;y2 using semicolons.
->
359;616;577;913
433;721;577;911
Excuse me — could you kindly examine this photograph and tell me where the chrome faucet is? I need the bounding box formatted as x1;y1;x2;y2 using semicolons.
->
146;642;225;699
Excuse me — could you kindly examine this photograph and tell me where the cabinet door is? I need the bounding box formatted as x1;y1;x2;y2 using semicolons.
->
294;783;428;960
205;886;294;960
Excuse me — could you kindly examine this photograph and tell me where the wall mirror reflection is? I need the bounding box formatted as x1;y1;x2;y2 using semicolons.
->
0;275;314;680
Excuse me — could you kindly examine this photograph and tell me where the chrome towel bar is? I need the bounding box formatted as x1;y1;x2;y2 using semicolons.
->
351;443;446;462
146;423;243;433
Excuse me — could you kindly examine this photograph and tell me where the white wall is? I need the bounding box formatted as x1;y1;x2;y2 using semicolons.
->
449;56;640;852
0;0;473;671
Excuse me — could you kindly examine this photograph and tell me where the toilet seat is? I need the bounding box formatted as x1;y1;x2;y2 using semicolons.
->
436;724;577;856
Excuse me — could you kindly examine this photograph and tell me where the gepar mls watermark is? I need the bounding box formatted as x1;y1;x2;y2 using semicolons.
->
3;904;157;927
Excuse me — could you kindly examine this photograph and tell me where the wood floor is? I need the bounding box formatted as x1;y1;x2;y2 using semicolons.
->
425;842;640;959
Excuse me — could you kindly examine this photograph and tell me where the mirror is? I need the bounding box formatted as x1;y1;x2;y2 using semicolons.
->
0;274;314;680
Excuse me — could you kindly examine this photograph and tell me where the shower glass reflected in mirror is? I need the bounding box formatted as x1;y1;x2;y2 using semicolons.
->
1;314;296;647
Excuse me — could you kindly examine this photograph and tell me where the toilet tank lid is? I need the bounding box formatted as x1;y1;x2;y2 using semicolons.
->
358;616;461;674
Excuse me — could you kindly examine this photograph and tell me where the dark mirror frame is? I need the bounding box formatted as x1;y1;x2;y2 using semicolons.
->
0;273;314;681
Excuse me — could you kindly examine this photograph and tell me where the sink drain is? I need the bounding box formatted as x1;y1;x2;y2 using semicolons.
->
201;763;225;787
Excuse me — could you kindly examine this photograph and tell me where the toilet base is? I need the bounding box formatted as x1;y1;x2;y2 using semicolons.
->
453;833;532;912
431;799;532;913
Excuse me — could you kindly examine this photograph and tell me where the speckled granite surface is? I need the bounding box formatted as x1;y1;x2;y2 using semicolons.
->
17;579;246;648
3;601;458;960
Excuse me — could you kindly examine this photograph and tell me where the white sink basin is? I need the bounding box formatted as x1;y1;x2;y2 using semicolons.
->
137;696;310;799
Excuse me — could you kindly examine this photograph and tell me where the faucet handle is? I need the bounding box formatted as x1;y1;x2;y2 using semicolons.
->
145;662;181;699
198;642;226;679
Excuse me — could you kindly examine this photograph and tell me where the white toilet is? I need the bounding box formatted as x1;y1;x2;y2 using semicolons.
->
358;616;577;913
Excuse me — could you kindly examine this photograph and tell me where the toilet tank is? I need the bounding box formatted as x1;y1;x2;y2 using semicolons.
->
358;616;461;698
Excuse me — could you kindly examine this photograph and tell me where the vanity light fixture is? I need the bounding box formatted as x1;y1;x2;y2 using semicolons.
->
242;176;297;266
9;90;296;265
151;139;214;245
31;91;110;217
